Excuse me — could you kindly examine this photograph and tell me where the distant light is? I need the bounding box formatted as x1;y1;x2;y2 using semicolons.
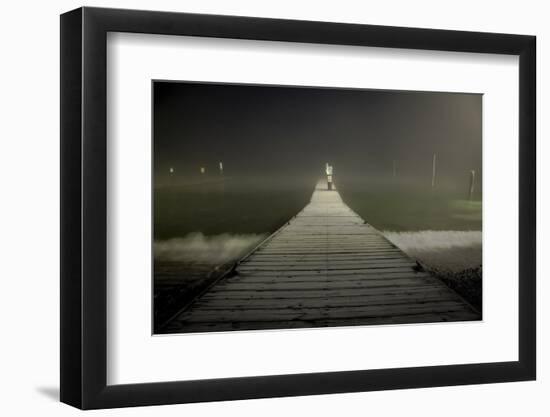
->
219;162;223;171
200;167;205;174
169;167;174;174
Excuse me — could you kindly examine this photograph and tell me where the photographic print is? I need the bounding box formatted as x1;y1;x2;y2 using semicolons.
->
153;81;482;334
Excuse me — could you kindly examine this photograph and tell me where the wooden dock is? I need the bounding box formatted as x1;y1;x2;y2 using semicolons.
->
164;180;480;333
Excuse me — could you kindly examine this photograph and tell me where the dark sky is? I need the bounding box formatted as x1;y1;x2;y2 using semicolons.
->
153;81;481;183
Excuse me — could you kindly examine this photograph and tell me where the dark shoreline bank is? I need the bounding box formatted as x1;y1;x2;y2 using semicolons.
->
431;266;482;313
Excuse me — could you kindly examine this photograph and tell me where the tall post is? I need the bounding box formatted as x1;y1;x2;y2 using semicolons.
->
168;167;174;187
431;153;437;189
468;169;476;200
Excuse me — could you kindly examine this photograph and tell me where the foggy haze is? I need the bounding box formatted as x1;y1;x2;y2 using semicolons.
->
152;81;484;332
153;81;482;188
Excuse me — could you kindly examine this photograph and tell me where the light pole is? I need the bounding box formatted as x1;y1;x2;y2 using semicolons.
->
326;163;333;190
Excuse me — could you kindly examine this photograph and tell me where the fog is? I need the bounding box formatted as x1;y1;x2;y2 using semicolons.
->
153;82;483;329
153;81;483;268
154;81;482;191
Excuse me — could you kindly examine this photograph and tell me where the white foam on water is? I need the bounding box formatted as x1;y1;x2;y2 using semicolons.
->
154;232;267;265
383;230;482;271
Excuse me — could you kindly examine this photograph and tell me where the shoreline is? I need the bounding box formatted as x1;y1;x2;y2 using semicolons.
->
431;266;482;313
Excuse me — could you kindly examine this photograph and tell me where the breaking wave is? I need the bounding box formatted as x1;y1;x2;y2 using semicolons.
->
383;230;482;272
154;232;267;265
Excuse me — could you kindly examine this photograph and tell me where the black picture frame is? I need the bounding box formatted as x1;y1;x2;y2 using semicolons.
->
60;6;536;410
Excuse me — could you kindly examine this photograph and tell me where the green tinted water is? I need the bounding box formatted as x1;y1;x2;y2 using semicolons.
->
154;176;482;239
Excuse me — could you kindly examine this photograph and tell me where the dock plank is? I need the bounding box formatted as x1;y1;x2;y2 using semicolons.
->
164;180;480;333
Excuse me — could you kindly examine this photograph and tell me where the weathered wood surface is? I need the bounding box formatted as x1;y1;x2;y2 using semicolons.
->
165;180;479;333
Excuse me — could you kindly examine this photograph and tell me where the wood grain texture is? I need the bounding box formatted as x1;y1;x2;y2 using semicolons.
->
164;180;479;333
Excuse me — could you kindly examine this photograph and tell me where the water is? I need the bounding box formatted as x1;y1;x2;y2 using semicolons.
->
153;175;482;327
335;177;482;271
154;175;315;239
154;232;267;264
154;175;482;269
383;230;482;271
336;178;482;232
153;176;315;328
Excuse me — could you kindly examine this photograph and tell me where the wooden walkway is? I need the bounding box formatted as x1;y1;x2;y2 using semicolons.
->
164;180;479;333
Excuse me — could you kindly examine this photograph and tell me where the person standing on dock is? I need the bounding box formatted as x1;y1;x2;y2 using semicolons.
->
325;163;334;190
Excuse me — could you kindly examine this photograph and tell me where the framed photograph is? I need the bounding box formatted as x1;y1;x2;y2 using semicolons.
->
60;7;536;409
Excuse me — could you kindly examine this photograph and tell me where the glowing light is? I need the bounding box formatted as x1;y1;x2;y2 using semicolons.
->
169;167;174;174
